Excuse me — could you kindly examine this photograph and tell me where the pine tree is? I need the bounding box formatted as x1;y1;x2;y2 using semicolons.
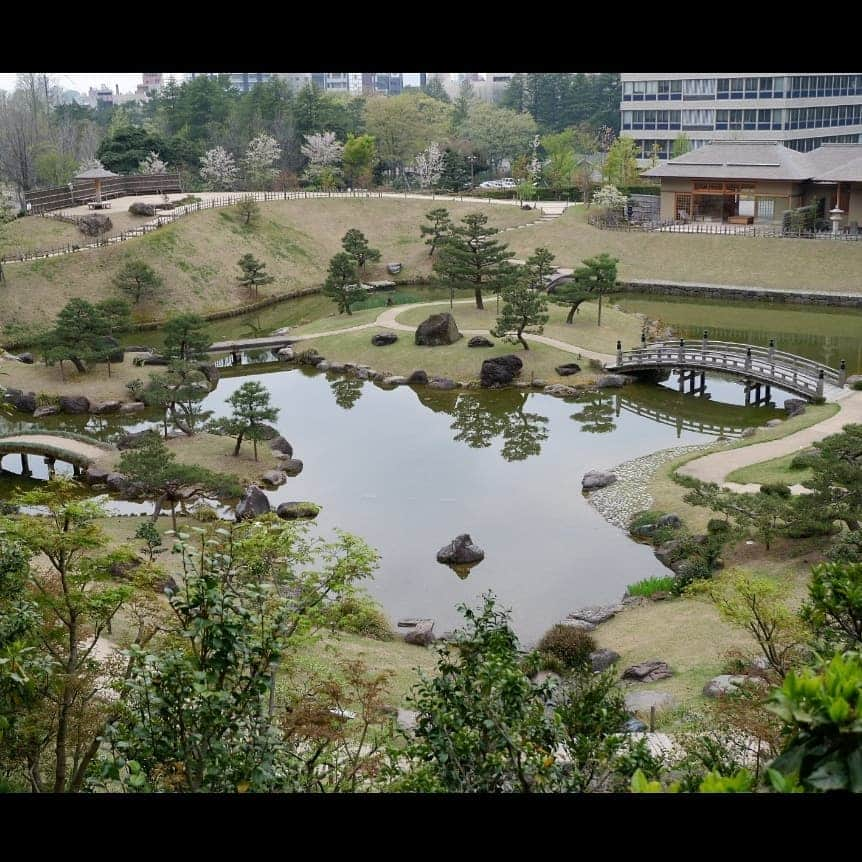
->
420;207;454;256
208;381;279;461
492;269;549;350
112;260;164;304
525;247;556;289
236;253;274;299
323;252;364;315
341;228;381;270
162;314;210;362
432;212;511;310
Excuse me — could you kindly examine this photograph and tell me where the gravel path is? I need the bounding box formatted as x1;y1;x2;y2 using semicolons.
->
587;444;711;529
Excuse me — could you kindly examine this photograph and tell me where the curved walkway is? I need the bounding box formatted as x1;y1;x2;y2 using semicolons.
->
0;433;111;466
281;298;615;364
677;387;862;491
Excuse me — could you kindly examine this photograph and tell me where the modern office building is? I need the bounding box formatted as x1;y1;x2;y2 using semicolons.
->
621;73;862;162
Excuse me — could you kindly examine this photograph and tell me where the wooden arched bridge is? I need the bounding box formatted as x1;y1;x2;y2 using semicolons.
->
606;334;848;402
0;434;111;479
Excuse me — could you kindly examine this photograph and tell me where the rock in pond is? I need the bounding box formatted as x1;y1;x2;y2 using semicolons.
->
436;534;485;566
269;436;293;457
468;335;494;348
480;354;523;387
414;312;461;346
371;331;398;346
582;470;617;490
276;501;320;520
277;347;295;362
408;369;429;384
621;660;673;683
8;390;36;413
568;604;623;625
382;375;410;386
596;374;629;388
261;470;287;487
428;376;459;390
558;618;597;632
89;400;121;414
555;362;581;376
544;384;579;398
235;485;271;521
279;458;304;477
33;405;60;418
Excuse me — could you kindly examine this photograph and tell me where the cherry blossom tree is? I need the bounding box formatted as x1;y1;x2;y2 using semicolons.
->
199;146;238;190
414;142;444;188
300;131;344;186
138;151;168;175
243;134;281;189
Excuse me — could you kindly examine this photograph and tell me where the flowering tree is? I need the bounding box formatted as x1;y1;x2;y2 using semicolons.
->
243;134;281;189
414;142;444;188
138;151;168;175
301;131;344;187
592;184;628;212
199;146;238;190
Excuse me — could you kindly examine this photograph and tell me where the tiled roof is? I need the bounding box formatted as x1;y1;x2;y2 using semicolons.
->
642;141;812;181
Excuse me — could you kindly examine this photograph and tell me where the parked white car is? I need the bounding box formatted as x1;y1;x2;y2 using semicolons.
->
479;178;518;190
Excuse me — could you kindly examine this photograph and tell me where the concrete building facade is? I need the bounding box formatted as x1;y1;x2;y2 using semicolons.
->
621;73;862;162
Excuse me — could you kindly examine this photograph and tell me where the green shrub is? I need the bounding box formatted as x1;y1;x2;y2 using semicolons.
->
826;530;862;563
535;625;596;671
671;559;714;596
782;519;838;539
790;450;819;470
627;576;675;598
650;526;679;546
707;518;732;536
323;593;393;641
629;510;665;535
521;649;566;677
351;292;420;312
759;482;792;498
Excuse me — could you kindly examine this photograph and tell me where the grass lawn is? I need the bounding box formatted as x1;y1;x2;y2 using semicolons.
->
726;451;814;486
394;298;644;354
504;205;862;293
0;352;156;402
295;325;604;385
0;199;533;330
1;216;80;256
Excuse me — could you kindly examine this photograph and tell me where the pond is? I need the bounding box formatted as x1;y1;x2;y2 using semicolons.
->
617;293;862;374
0;363;788;644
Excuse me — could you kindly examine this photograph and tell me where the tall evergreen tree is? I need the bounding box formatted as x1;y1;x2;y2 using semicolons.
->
208;380;279;461
492;269;549;350
420;207;454;256
341;228;381;270
236;253;274;299
323;252;364;315
162;313;210;362
432;212;511;310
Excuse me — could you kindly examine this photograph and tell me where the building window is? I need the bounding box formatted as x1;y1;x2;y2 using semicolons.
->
670;80;682;100
681;109;714;130
683;79;715;100
717;78;730;100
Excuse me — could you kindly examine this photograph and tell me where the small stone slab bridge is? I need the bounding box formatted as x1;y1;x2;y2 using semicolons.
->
606;336;847;402
0;434;111;478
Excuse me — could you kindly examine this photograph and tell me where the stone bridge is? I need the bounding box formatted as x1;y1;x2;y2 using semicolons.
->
606;336;847;402
0;434;112;478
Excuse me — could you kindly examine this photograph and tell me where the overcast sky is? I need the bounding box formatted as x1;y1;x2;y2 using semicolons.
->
0;72;424;94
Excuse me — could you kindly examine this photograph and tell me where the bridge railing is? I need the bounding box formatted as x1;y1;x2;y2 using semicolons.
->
610;345;831;398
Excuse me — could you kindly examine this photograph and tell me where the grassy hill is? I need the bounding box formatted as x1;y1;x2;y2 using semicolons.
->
0;199;533;329
505;205;862;293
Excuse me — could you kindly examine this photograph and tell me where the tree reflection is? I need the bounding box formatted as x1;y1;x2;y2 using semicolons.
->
449;391;549;462
330;377;363;410
570;392;616;434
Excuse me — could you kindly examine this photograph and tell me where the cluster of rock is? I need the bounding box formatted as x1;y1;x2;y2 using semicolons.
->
234;483;321;523
3;389;146;417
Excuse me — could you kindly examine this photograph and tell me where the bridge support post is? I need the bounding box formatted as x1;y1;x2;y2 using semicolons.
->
44;457;55;479
678;370;685;393
817;369;824;398
20;453;31;477
744;381;751;406
616;340;622;366
765;384;771;403
699;372;706;394
231;351;241;367
72;463;81;477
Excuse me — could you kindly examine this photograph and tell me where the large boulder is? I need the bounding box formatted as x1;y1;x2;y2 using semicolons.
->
382;375;410;386
84;465;109;484
386;262;402;275
582;470;617;490
371;331;398;346
480;354;523;387
196;363;220;387
468;335;494;348
784;398;806;418
129;201;156;216
703;674;768;698
596;374;629;388
276;501;320;520
657;513;681;528
403;619;436;646
269;436;293;457
590;648;621;673
279;458;304;477
277;346;295;362
16;352;34;364
408;370;429;385
89;400;121;414
621;660;673;683
33;405;60;418
558;618;597;632
235;485;270;521
414;312;461;346
555;362;581;376
119;402;145;414
544;384;579;398
9;390;36;413
436;534;485;566
105;472;131;494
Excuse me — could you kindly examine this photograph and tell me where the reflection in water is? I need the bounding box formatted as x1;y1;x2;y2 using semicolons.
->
570;392;617;434
444;560;481;580
330;377;364;410
448;390;550;462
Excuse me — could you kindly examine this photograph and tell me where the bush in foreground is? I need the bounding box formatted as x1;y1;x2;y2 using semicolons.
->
536;624;596;671
627;576;675;598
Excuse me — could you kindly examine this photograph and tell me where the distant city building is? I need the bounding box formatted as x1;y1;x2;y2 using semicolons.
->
621;73;862;162
426;72;513;103
142;73;163;92
185;72;404;96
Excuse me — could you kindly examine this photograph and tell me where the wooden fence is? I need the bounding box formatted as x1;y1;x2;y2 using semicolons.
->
588;214;862;241
24;173;184;214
